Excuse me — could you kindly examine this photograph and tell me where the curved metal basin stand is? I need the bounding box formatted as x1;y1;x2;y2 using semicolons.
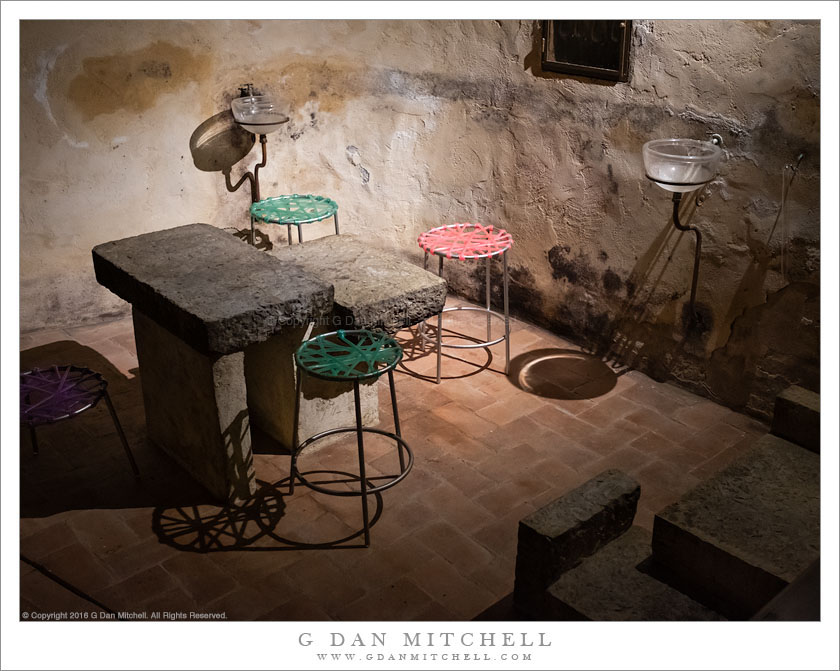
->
671;191;703;325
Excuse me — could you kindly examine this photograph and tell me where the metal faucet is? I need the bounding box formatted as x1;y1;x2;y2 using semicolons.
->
238;83;261;98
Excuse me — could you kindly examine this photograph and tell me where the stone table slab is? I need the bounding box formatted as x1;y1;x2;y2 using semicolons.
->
92;224;335;501
268;234;446;332
652;433;820;618
93;223;333;354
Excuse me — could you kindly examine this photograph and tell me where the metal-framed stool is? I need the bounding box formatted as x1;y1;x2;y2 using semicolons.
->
290;329;413;547
20;365;140;477
418;222;513;384
250;194;339;245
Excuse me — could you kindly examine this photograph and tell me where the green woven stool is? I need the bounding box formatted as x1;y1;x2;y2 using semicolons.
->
290;329;413;547
250;194;339;245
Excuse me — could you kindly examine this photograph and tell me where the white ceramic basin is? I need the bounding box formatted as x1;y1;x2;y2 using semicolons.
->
643;138;722;192
231;95;289;135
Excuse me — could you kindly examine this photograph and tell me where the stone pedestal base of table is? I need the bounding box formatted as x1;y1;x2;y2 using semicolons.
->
133;309;256;503
245;325;378;451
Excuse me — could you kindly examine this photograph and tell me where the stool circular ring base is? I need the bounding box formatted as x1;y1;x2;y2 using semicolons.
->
420;305;508;349
293;427;414;497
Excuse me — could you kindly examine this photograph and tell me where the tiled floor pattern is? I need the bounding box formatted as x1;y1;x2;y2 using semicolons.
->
19;298;768;620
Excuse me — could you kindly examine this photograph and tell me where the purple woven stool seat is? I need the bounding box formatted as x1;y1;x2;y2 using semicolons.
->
20;365;140;476
21;366;107;425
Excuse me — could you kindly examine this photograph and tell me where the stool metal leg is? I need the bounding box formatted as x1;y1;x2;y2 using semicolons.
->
289;368;303;495
286;223;293;246
486;255;492;342
436;255;444;385
353;380;371;547
298;225;304;244
102;390;140;477
29;424;39;456
418;250;431;356
387;369;406;471
249;215;256;246
334;211;340;236
503;249;510;375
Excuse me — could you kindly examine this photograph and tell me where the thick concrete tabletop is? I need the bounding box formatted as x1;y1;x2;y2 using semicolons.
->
268;234;446;332
93;224;333;354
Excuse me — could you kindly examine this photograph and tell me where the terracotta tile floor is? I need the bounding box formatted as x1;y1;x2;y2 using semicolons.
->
19;297;768;621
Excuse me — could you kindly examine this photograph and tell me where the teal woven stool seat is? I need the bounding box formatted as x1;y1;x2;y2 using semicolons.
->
295;329;402;381
250;194;339;244
290;329;412;547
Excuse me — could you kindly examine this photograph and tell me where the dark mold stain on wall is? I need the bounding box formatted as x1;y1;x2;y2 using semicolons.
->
752;105;820;171
682;301;714;336
602;268;623;295
548;245;600;286
464;262;544;319
507;266;543;316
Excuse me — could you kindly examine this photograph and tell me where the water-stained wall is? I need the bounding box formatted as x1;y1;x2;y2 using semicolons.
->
19;20;820;418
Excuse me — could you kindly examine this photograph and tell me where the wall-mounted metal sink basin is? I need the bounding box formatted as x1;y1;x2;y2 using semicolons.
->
231;95;289;136
643;138;722;192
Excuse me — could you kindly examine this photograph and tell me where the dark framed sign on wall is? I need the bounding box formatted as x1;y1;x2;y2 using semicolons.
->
541;20;633;82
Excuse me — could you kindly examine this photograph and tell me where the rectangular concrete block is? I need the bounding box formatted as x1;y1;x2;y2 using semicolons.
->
133;309;256;502
94;224;333;354
245;325;378;451
652;434;819;619
269;234;447;332
514;469;640;613
547;526;723;621
772;385;820;453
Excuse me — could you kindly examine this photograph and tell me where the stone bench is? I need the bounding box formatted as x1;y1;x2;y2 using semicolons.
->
267;234;447;333
93;224;333;502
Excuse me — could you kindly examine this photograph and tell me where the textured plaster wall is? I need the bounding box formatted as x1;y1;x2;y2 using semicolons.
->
19;19;820;418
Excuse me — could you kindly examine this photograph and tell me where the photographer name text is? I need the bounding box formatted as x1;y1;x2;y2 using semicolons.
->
299;631;551;648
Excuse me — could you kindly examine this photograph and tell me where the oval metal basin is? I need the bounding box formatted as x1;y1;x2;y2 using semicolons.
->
231;95;289;135
643;138;722;192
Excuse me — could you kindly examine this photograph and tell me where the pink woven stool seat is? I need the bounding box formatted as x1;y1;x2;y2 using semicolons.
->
418;223;513;260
